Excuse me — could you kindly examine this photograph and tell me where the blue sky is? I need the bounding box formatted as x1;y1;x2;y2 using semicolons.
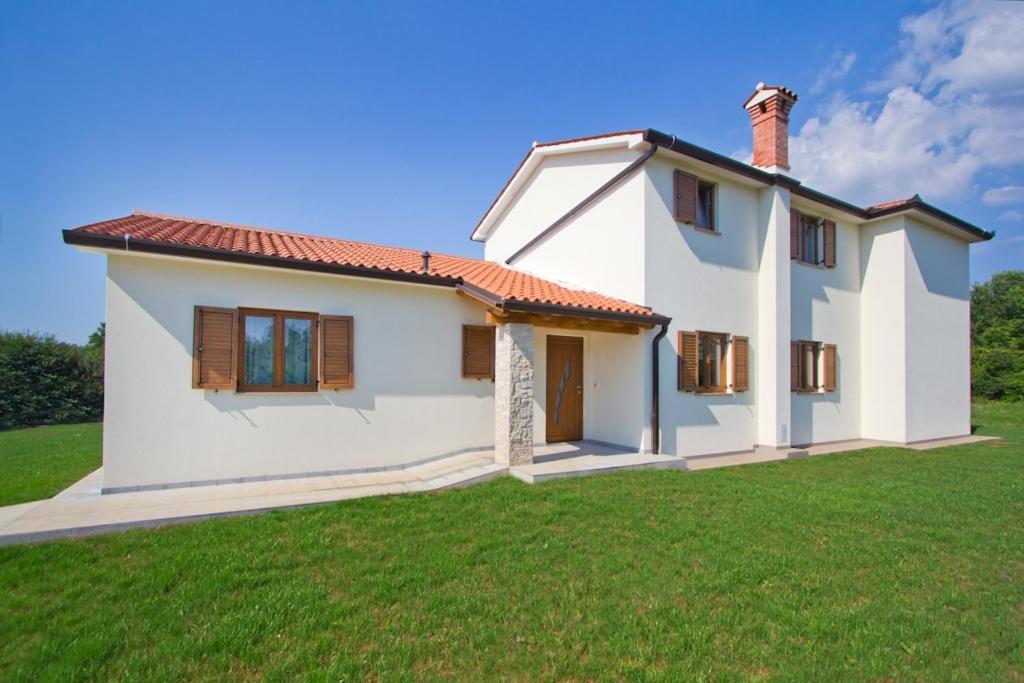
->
2;0;1021;343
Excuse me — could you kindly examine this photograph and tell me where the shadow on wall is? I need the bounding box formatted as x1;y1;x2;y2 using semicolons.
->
905;223;969;301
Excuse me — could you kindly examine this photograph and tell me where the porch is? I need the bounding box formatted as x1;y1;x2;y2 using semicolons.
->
509;440;685;484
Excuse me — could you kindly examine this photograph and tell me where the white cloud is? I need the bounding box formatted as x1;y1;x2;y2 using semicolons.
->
789;0;1024;206
811;50;857;94
998;210;1023;222
983;185;1024;206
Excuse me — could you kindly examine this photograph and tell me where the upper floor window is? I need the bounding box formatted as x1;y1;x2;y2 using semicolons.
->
791;211;836;268
674;170;717;233
696;181;715;231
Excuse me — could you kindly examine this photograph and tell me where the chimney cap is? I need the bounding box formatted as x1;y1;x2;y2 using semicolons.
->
742;83;799;110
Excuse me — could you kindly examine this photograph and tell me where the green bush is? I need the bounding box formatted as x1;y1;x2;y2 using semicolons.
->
971;270;1024;401
0;330;103;430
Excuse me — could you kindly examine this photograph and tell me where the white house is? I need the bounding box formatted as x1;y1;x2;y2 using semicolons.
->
65;83;992;493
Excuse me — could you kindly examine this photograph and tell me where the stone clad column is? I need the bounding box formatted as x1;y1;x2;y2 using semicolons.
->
494;322;534;466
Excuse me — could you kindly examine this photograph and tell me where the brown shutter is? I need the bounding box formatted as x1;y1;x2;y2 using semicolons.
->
823;344;837;391
823;220;836;268
678;331;698;391
320;315;354;388
462;325;495;379
732;336;749;392
192;306;237;389
790;210;801;260
674;170;698;224
790;341;800;391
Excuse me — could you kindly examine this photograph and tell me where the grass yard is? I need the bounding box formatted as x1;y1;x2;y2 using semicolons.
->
0;423;101;506
0;403;1021;681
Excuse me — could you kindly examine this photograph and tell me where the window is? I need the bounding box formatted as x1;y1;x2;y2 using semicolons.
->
791;211;836;267
238;308;318;392
801;215;819;264
698;332;727;392
674;170;717;233
790;340;837;392
696;181;715;231
679;330;739;393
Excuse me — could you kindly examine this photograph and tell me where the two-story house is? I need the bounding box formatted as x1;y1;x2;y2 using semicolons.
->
64;83;991;493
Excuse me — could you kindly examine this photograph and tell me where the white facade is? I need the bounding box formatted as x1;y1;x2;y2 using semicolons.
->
476;135;982;457
80;123;985;492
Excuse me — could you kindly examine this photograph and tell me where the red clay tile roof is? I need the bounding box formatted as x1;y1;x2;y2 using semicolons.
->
866;196;919;212
66;211;661;320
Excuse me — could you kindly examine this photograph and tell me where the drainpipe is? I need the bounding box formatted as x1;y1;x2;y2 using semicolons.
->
651;321;669;454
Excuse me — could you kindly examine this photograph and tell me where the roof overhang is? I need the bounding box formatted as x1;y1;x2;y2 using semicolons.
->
455;281;669;328
641;129;992;242
470;130;647;242
65;228;667;327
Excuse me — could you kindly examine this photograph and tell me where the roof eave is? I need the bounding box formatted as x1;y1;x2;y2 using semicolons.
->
62;230;463;287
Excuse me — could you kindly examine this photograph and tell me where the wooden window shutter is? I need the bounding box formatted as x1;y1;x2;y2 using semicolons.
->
790;210;801;260
823;220;836;268
462;325;495;379
678;331;698;391
320;315;354;389
732;336;749;392
823;344;837;391
192;306;237;389
674;170;698;224
790;341;800;391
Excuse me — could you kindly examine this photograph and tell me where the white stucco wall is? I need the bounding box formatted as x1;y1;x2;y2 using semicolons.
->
642;155;761;456
903;217;971;441
512;171;646;305
482;145;647;303
103;253;496;490
790;211;862;446
859;216;972;442
859;217;909;442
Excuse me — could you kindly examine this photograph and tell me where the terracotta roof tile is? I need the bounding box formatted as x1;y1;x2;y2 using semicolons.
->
68;211;659;319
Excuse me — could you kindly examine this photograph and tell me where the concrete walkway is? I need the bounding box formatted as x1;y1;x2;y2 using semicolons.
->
0;453;505;546
0;434;999;546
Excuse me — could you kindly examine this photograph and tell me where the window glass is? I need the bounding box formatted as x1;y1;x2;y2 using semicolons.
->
802;343;817;389
698;332;725;390
696;183;714;230
802;218;817;263
283;317;312;385
244;315;274;385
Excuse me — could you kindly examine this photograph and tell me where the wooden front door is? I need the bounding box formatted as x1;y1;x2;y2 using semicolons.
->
546;336;583;442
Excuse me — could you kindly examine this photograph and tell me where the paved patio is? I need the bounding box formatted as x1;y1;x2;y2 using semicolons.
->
0;435;999;546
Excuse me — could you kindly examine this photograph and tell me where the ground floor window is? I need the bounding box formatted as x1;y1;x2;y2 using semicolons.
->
698;331;727;392
238;308;318;392
791;340;837;392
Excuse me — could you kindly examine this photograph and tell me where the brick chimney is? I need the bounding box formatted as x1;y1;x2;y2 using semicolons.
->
743;83;798;172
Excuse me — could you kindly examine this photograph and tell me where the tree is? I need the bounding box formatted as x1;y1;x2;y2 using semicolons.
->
971;271;1024;401
0;326;105;430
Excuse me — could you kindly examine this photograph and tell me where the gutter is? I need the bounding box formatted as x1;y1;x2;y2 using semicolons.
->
505;140;662;265
650;321;670;455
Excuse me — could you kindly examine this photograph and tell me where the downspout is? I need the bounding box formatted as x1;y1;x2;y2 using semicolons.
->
505;140;663;265
651;321;669;454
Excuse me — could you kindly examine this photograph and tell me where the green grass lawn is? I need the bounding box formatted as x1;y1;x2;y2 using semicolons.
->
0;404;1021;681
0;423;101;506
